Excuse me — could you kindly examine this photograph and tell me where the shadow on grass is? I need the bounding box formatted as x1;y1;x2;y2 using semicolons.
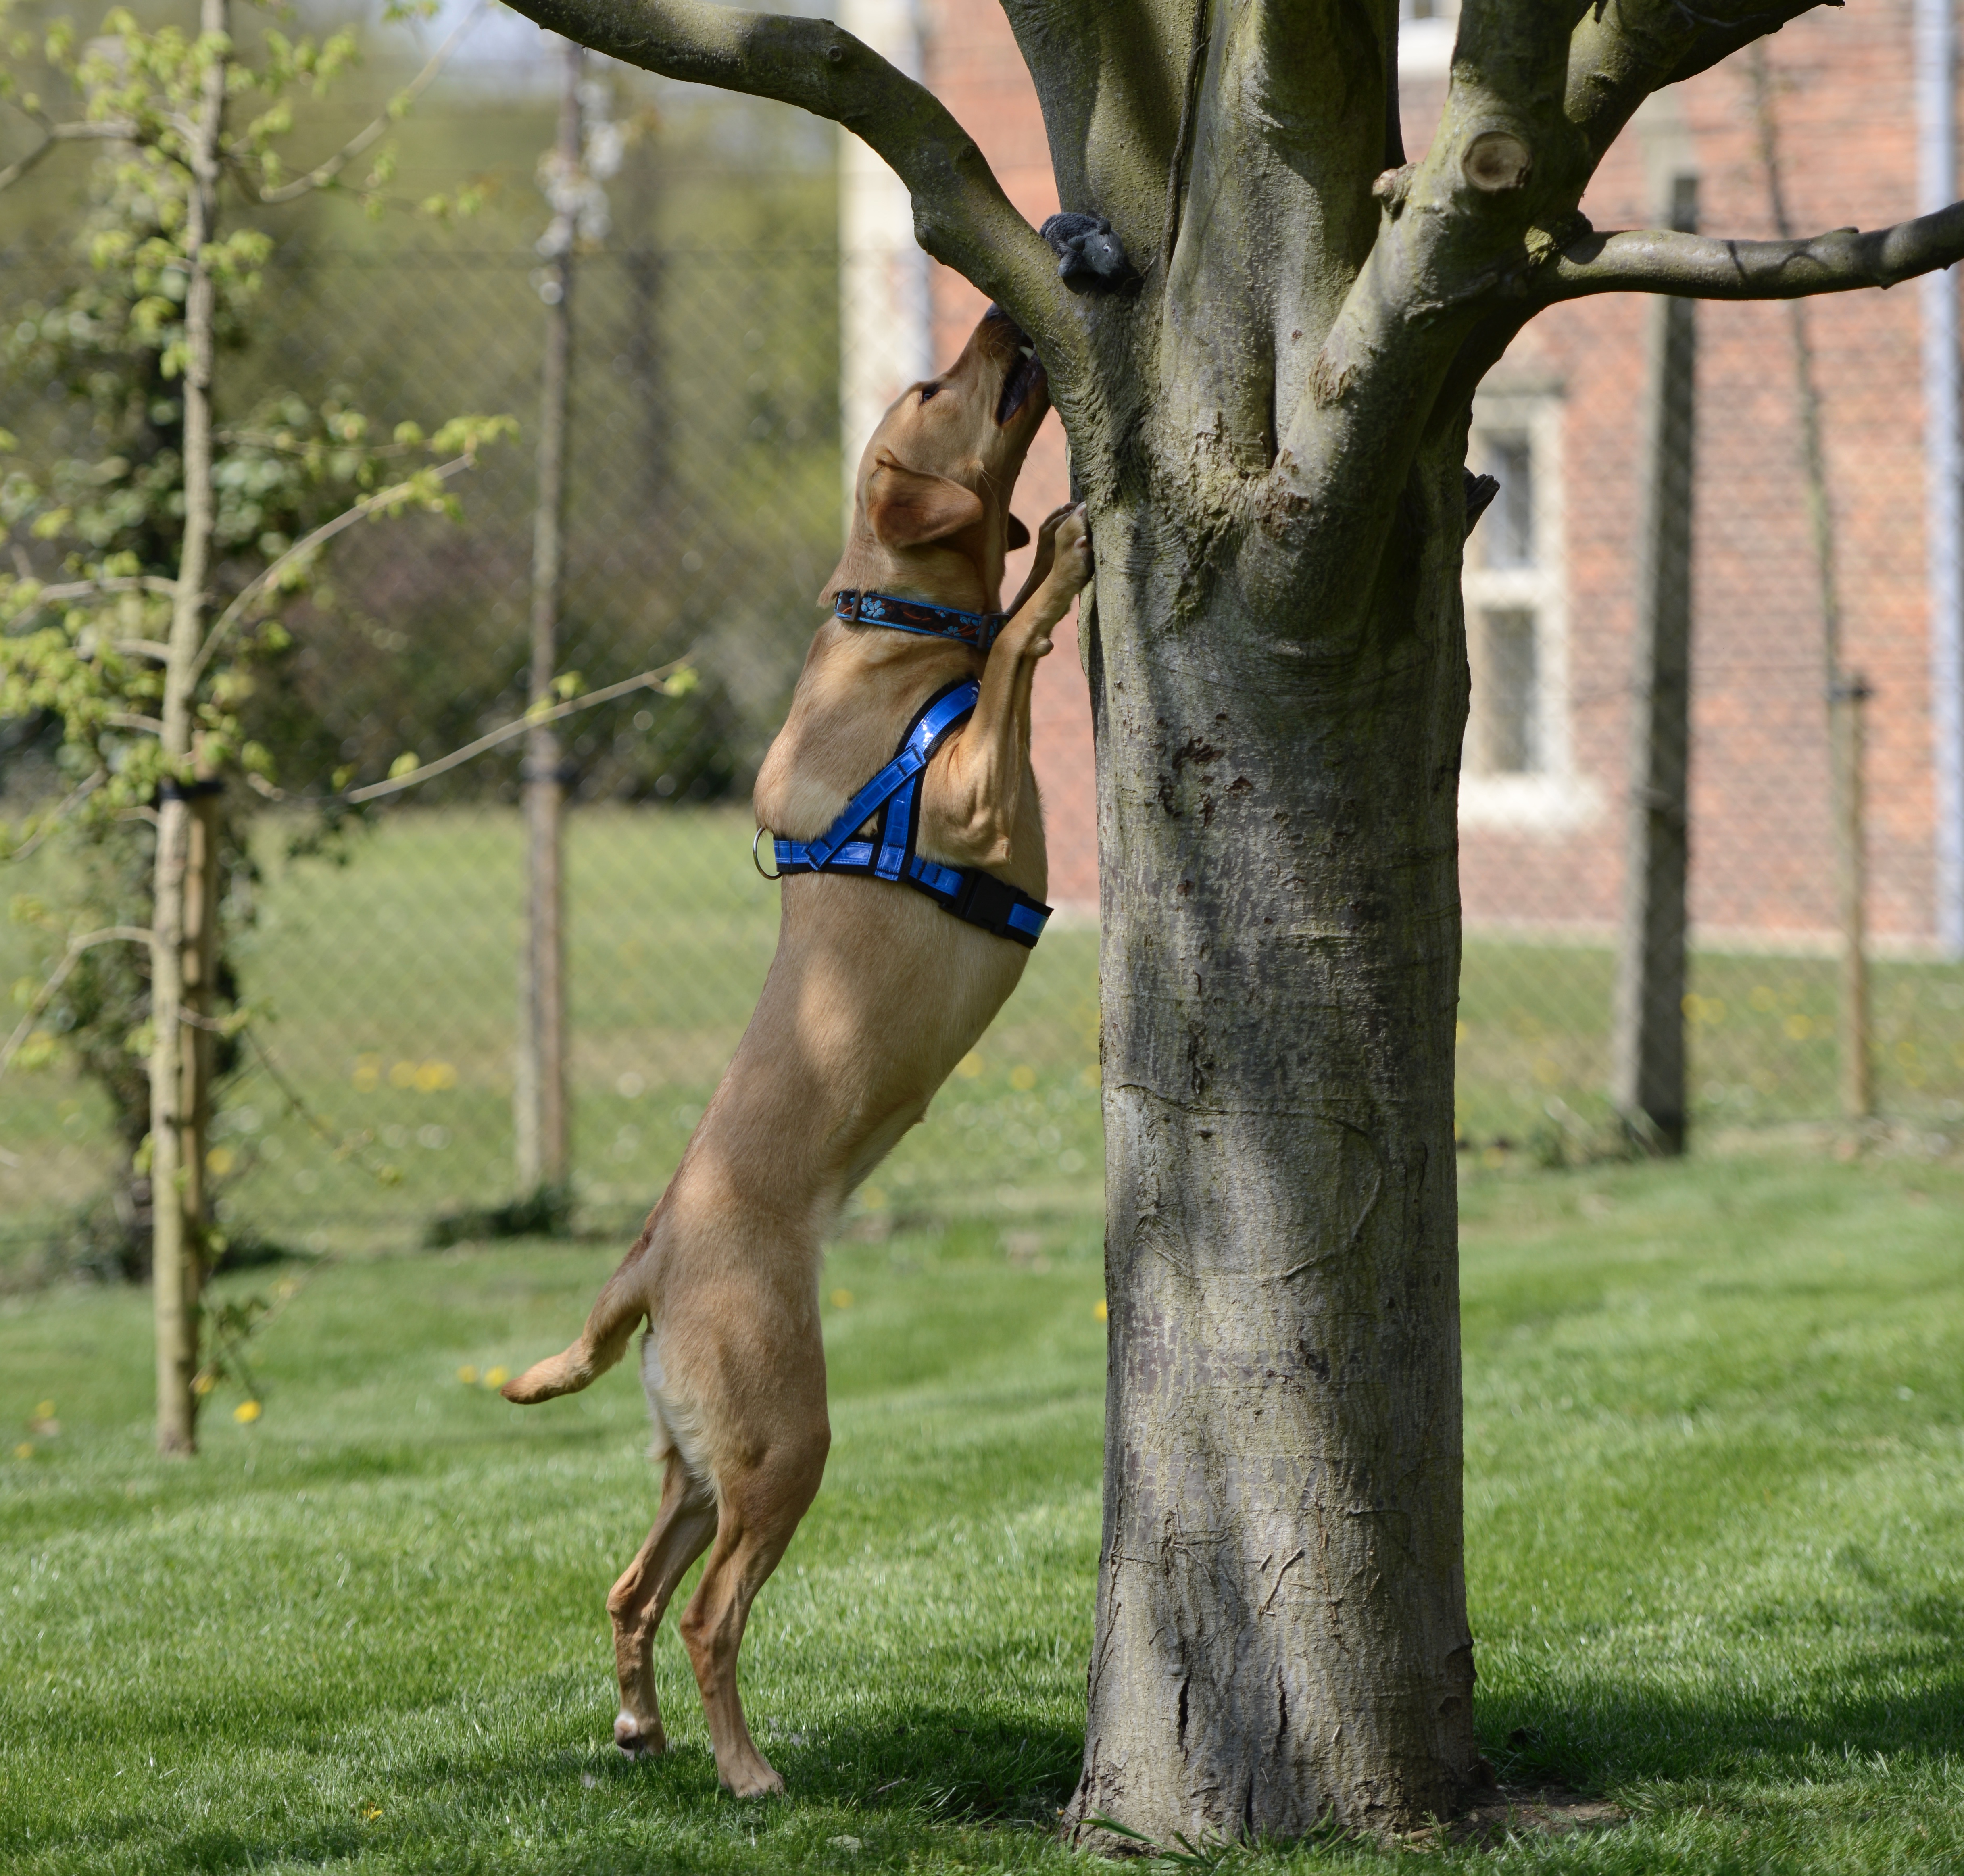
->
31;1714;1085;1876
565;1708;1084;1826
1482;1604;1964;1792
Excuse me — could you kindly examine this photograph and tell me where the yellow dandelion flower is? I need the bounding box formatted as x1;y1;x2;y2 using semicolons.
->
483;1367;510;1388
233;1400;262;1424
35;1400;54;1419
13;1442;34;1461
1094;1299;1108;1322
955;1052;983;1080
192;1372;217;1396
1009;1064;1037;1091
457;1365;479;1385
206;1145;236;1178
830;1289;854;1309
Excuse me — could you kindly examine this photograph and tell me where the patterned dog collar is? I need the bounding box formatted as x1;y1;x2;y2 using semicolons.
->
833;589;1005;651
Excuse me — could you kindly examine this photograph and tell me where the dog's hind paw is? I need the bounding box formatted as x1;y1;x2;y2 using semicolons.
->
614;1711;666;1758
501;1350;588;1404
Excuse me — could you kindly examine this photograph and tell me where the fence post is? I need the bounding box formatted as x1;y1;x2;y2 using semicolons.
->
1833;676;1873;1119
1750;47;1872;1124
1612;171;1699;1155
515;43;579;1196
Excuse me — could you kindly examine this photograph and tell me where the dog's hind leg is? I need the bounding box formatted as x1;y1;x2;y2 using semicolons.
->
607;1453;719;1757
678;1431;828;1796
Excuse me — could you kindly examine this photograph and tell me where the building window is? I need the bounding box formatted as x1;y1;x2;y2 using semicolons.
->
1460;388;1593;830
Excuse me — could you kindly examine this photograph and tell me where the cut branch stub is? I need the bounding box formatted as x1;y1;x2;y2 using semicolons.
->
1462;130;1532;193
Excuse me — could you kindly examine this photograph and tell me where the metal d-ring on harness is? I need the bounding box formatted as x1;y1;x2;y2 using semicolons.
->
753;676;1053;949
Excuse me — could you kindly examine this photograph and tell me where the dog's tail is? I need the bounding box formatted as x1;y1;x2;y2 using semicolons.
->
501;1255;647;1405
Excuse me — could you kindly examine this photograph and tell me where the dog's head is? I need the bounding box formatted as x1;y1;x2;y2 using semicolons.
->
826;307;1050;613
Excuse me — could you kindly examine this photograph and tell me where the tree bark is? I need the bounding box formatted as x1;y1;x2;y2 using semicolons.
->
150;0;228;1457
1064;437;1484;1842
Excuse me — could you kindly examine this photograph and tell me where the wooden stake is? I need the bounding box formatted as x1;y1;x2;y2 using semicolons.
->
151;0;228;1456
516;43;579;1194
1833;675;1873;1119
1612;172;1699;1155
1753;47;1872;1127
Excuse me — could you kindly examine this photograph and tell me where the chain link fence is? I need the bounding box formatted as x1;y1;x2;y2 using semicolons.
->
5;234;1963;1273
0;238;1101;1264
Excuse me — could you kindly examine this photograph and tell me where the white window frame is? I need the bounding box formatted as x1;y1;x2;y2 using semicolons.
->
1398;0;1458;78
1459;386;1598;832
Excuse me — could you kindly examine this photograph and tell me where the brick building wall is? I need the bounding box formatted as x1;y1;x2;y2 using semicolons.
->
919;2;1955;946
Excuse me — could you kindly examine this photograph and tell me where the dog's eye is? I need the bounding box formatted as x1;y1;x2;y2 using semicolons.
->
919;384;941;402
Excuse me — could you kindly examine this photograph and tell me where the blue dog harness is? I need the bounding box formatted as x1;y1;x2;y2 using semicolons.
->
764;678;1052;949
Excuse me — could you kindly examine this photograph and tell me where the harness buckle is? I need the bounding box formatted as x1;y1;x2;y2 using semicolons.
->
951;867;1019;938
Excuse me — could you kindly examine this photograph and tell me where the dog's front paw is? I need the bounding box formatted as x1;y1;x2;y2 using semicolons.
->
1033;501;1079;552
1045;505;1093;597
719;1757;786;1798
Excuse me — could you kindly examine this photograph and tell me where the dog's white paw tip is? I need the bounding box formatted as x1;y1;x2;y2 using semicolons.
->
614;1712;664;1758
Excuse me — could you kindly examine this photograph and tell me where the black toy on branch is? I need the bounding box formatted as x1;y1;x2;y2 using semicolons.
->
1040;210;1134;287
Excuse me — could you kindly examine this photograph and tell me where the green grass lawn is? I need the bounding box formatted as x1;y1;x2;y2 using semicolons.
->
4;1151;1963;1871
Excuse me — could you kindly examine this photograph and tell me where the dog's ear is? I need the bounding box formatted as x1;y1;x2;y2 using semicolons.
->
865;450;986;548
1006;512;1030;550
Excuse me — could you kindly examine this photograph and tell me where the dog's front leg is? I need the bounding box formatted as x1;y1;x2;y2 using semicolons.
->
921;507;1092;867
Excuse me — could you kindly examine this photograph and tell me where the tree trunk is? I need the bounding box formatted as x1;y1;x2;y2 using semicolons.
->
1065;438;1486;1842
150;0;228;1457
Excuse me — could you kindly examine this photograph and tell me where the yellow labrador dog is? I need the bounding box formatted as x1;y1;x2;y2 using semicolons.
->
502;306;1092;1796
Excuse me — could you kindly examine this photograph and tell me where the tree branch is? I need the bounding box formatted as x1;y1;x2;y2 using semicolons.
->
342;661;694;801
252;1;488;203
0;116;137;194
188;453;480;684
1543;200;1964;300
22;575;181;606
489;0;1075;363
1565;0;1837;172
0;925;152;1086
1;770;106;865
243;656;697;806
